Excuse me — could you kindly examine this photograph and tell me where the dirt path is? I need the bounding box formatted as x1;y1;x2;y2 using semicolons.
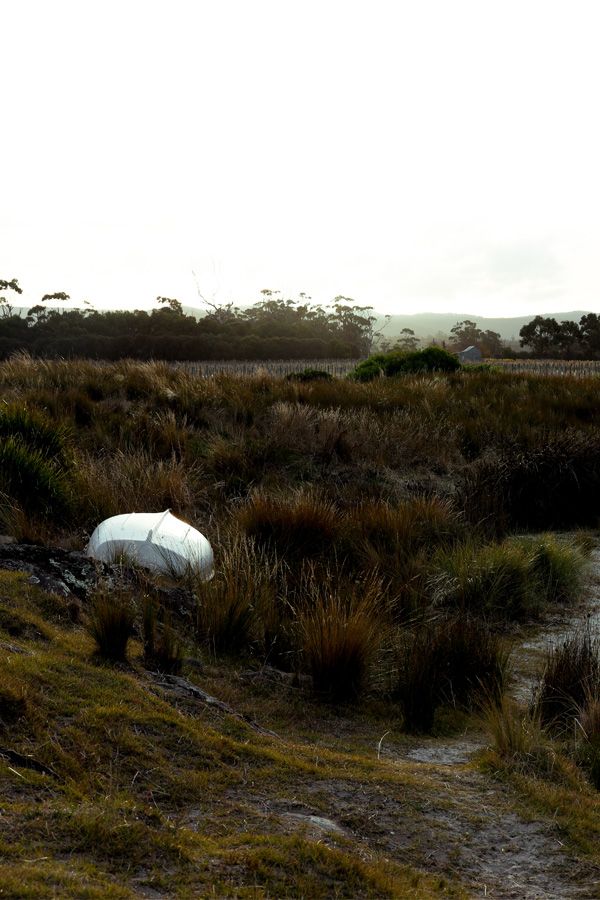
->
232;750;596;899
365;549;600;897
382;759;596;899
512;551;600;706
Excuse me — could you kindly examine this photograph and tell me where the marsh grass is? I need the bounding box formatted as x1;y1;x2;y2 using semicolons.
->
74;449;198;525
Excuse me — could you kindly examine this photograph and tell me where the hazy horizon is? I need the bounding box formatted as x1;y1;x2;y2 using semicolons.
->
3;2;599;318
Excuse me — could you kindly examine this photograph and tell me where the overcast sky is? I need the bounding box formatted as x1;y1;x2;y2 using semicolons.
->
2;1;599;317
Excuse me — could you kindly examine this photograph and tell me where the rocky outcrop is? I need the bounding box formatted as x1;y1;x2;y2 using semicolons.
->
0;543;104;600
0;542;195;617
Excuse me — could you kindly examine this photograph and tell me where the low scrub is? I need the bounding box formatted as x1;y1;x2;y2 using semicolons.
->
351;347;460;381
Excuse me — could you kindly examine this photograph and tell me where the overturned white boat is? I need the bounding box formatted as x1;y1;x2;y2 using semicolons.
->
86;510;214;579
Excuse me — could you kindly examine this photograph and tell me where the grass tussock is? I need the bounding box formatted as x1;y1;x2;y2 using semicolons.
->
430;540;537;619
535;628;600;729
483;695;567;777
142;596;183;674
194;537;284;658
576;696;600;789
87;588;136;661
295;572;385;702
0;671;29;728
238;489;341;563
393;616;509;733
430;535;588;620
522;534;587;605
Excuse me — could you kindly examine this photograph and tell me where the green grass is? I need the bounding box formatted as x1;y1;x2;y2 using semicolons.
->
0;570;471;897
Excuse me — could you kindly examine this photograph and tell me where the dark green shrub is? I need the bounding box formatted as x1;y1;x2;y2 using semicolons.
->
351;347;460;381
398;346;461;374
349;355;388;381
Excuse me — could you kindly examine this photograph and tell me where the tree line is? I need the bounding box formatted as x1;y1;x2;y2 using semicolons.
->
0;282;376;360
391;317;600;360
2;276;598;360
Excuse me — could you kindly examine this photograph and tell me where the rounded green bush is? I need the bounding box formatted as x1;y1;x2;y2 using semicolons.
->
350;347;460;381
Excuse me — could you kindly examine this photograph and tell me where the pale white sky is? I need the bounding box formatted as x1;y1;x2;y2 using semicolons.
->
2;0;600;317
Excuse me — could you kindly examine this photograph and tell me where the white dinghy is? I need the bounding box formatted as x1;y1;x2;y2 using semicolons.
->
86;510;214;579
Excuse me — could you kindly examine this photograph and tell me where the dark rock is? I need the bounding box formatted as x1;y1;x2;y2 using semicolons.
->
0;543;197;614
0;544;105;600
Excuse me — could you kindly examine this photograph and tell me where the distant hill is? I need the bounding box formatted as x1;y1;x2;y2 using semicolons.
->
373;311;591;344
